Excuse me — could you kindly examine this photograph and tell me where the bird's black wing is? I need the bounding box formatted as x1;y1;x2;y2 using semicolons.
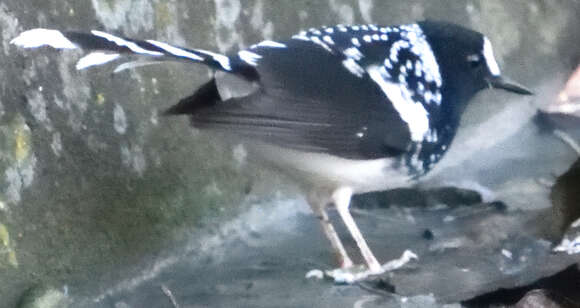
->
190;28;424;160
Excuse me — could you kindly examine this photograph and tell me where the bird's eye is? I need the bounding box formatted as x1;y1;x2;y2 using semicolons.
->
467;54;482;68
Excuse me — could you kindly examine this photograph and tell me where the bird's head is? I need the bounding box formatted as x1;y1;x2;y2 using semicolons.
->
419;20;532;110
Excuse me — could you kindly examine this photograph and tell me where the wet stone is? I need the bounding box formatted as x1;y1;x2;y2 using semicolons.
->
515;289;574;308
18;285;69;308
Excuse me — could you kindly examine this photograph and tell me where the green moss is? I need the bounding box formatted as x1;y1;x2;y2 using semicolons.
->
0;115;31;164
0;223;10;247
0;223;18;268
95;93;106;105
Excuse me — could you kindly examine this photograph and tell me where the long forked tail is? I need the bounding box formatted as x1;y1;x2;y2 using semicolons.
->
11;28;236;73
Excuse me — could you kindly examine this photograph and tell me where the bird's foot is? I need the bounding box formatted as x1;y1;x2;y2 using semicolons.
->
325;264;382;284
306;250;419;284
381;250;419;272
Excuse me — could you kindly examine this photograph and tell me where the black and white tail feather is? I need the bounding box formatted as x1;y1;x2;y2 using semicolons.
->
11;28;242;74
8;25;446;161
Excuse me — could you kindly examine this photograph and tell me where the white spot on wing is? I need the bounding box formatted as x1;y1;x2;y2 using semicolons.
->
292;34;310;41
310;36;332;52
424;91;433;102
342;58;365;78
238;50;262;66
256;40;286;48
76;52;120;70
415;61;423;77
322;35;335;45
400;66;407;75
147;39;203;60
11;29;77;49
368;66;429;142
417;82;425;92
343;47;363;60
483;37;501;76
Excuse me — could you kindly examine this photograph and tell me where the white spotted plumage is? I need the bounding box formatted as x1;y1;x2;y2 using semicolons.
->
323;35;335;45
342;58;365;78
343;47;364;61
285;22;447;142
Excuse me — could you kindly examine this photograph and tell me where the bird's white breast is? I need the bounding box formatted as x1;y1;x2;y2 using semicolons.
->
248;143;414;194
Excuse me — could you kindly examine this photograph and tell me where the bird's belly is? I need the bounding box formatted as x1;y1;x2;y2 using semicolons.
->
248;143;414;194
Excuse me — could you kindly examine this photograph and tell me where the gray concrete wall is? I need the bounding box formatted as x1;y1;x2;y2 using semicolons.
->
0;0;579;306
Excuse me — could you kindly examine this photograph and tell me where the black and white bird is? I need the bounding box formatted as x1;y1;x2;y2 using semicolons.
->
12;21;532;281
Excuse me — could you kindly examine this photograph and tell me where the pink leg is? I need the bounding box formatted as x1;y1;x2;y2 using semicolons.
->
332;187;382;273
307;193;354;268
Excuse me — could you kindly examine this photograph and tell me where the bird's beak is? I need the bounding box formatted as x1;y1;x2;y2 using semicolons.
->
487;75;533;95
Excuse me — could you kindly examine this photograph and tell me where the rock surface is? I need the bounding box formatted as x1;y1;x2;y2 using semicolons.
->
0;0;579;307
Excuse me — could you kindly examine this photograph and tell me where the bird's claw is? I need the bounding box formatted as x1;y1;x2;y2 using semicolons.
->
310;250;419;284
325;264;384;284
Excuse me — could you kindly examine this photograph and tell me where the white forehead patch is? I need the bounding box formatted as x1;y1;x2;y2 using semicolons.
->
483;37;501;76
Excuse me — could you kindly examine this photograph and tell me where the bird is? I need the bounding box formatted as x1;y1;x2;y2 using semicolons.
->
11;20;532;282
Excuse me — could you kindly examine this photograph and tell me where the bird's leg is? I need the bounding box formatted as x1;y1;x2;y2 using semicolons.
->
332;187;383;274
307;193;354;268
